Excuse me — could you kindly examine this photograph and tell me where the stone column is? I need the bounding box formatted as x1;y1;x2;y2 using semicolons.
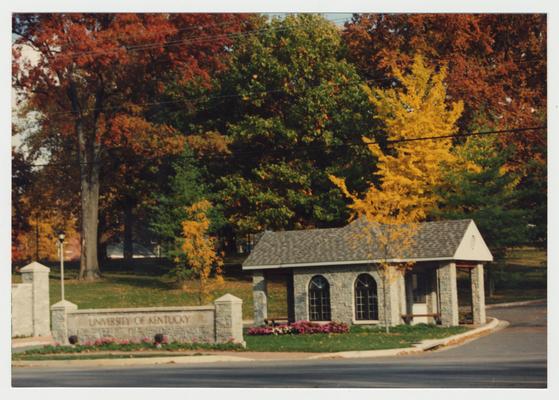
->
426;269;438;315
404;273;414;316
286;270;295;323
398;272;407;317
471;264;486;325
252;270;268;326
20;261;51;336
292;270;308;322
379;270;402;327
214;294;245;346
51;300;78;344
437;262;459;326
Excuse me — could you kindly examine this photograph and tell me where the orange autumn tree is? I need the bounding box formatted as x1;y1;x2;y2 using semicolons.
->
16;211;80;263
330;54;463;330
12;13;253;280
178;200;224;304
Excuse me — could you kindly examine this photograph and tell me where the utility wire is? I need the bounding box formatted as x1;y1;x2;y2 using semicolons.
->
14;14;543;64
39;75;392;117
25;125;546;168
38;16;350;58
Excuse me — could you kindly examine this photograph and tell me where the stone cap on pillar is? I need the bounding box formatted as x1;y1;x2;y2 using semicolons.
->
20;261;50;273
51;300;78;311
214;294;243;304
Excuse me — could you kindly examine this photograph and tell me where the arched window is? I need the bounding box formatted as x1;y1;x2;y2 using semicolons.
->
308;275;331;321
354;274;378;320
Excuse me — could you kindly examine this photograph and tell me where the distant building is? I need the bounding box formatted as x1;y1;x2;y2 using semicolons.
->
106;243;157;259
243;218;492;327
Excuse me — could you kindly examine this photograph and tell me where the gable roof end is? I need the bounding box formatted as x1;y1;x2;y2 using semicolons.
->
453;220;493;262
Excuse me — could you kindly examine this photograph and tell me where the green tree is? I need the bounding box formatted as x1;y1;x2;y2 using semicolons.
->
434;135;530;296
188;14;379;235
149;145;224;261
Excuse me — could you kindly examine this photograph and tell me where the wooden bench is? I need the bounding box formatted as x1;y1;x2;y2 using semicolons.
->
401;313;441;324
264;317;289;326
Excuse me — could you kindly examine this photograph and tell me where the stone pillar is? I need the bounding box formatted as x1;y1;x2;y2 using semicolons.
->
214;294;245;346
426;269;438;315
471;264;486;325
286;270;295;323
405;273;414;316
379;270;401;327
20;261;51;336
51;300;78;344
437;262;459;326
292;270;308;322
252;270;268;326
398;272;407;317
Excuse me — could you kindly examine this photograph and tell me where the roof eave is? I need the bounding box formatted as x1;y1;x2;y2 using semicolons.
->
243;256;458;270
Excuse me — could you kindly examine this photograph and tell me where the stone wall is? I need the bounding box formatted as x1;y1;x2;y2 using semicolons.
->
292;264;402;326
437;262;459;326
51;294;244;345
12;283;33;337
12;262;51;337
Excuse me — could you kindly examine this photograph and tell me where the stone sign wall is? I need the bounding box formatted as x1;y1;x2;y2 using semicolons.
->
51;294;244;345
12;262;51;338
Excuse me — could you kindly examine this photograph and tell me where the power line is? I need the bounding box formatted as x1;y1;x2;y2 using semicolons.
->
40;75;392;117
38;16;351;59
27;62;543;118
13;15;545;118
25;125;546;168
14;14;544;67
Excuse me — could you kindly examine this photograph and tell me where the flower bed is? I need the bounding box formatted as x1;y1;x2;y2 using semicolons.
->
247;321;349;336
16;335;244;357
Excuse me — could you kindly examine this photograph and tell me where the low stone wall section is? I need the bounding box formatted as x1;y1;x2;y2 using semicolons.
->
12;283;33;337
51;294;244;345
12;262;51;338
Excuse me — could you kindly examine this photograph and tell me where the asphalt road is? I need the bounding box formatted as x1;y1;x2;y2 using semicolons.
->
12;303;547;388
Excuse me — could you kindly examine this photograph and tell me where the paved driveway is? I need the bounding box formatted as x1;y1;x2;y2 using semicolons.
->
12;302;547;388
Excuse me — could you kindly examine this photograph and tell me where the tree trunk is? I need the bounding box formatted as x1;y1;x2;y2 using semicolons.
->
488;267;495;298
123;200;134;261
77;123;101;280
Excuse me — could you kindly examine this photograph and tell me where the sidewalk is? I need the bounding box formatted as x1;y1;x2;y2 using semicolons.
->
12;317;505;368
12;336;55;351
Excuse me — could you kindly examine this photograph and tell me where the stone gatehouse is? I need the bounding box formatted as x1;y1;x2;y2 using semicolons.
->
243;218;493;327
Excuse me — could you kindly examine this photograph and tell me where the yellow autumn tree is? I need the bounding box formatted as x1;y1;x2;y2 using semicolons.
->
15;207;79;263
330;54;463;330
179;200;224;304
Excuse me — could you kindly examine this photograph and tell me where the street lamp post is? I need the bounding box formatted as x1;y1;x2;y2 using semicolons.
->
58;233;65;302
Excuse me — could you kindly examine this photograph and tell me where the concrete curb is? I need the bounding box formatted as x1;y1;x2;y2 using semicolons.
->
308;317;503;360
12;354;254;368
485;299;546;309
413;317;501;351
12;318;506;367
11;336;55;349
307;347;422;360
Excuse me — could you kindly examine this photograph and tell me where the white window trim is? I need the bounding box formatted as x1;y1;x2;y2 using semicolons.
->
352;319;380;325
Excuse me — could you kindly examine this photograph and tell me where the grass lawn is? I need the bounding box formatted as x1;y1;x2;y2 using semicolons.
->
12;269;286;320
12;324;468;360
11;246;545;321
504;247;547;268
244;324;468;352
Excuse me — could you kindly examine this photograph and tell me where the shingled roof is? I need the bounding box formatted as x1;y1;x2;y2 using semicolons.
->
242;218;493;269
